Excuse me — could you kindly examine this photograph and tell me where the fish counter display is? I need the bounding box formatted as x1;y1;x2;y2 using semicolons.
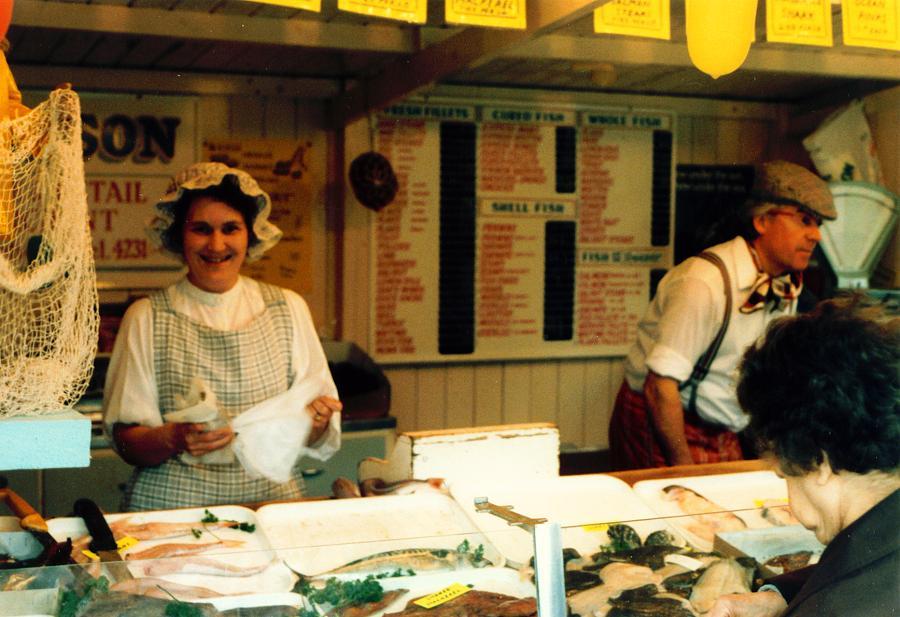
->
0;470;825;616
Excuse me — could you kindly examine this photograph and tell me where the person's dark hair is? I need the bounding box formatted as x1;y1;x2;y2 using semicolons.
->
737;294;900;476
160;174;261;256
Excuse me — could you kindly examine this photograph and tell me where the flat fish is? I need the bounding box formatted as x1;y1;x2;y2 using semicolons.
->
567;563;660;617
69;591;220;616
764;550;813;573
688;558;753;613
662;485;746;543
314;548;488;578
125;539;245;561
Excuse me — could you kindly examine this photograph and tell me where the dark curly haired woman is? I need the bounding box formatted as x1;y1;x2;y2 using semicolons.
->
709;295;899;617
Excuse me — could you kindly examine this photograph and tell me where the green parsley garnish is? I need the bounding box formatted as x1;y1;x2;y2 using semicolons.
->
200;509;255;533
58;576;110;617
300;576;384;610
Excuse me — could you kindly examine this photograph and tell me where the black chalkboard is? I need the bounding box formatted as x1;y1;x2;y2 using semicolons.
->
675;164;754;264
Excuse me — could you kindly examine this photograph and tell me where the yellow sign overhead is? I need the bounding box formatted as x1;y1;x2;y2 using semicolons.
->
445;0;527;29
842;0;900;51
241;0;321;9
338;0;427;23
767;0;834;46
594;0;671;40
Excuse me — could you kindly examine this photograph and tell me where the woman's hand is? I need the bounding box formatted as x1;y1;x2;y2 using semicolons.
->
180;423;235;457
707;592;787;617
113;422;232;467
306;396;342;445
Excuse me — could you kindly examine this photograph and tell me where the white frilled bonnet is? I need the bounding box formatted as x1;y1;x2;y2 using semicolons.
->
146;162;283;263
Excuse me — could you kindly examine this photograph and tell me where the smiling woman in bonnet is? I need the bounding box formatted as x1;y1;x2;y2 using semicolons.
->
102;162;342;511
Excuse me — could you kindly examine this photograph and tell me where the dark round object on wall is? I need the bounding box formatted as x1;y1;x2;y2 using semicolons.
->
348;151;398;211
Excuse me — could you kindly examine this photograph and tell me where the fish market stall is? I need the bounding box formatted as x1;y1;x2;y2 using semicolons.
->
0;460;828;616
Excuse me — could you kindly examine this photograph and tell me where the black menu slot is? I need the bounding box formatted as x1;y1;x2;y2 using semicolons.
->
438;121;477;355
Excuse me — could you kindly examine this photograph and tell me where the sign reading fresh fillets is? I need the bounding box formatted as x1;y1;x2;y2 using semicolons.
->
371;102;674;362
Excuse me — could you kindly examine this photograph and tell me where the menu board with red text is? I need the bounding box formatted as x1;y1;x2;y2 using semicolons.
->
370;101;675;362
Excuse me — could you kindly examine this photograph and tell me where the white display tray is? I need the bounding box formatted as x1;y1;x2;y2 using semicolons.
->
632;470;790;551
48;505;295;595
450;474;685;566
256;493;504;577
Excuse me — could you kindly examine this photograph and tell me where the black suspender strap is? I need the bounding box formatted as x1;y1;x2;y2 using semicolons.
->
678;251;732;416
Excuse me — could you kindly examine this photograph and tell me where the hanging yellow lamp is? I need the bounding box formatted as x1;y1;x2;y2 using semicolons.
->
686;0;759;79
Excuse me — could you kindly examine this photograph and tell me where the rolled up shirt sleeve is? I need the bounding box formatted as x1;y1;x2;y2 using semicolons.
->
645;274;722;384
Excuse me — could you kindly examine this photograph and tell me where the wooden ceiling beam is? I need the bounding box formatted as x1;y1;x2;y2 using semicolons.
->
329;0;615;127
12;0;416;54
14;65;342;98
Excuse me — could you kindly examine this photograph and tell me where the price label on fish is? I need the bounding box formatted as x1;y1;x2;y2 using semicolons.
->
116;536;140;551
413;583;472;608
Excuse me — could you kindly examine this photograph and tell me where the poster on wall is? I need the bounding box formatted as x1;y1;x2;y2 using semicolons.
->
202;139;315;295
76;93;198;288
369;100;675;363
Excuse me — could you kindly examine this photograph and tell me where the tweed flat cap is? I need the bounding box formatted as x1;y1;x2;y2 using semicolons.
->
751;160;837;220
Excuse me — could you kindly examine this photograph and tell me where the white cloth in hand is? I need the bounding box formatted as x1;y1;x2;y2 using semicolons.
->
231;378;326;484
168;377;234;465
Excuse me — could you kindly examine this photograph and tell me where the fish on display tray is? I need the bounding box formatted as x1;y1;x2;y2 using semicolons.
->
449;474;687;567
632;471;794;552
714;525;825;578
299;567;536;617
560;523;759;617
47;505;295;596
256;493;505;578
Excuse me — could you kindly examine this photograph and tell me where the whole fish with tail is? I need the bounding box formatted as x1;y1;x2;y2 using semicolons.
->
302;546;491;579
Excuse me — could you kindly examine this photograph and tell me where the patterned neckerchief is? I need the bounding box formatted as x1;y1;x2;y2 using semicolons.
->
741;247;803;313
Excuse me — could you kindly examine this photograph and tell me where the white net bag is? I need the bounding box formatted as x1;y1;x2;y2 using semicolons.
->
0;88;98;417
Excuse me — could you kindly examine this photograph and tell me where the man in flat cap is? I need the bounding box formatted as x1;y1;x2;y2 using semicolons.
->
608;160;837;470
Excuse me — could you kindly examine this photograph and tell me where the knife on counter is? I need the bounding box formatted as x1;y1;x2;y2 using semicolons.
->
73;497;134;583
0;476;73;567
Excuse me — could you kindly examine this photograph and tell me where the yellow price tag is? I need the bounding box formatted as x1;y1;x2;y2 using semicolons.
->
582;521;621;533
413;583;472;608
81;549;100;562
116;536;139;551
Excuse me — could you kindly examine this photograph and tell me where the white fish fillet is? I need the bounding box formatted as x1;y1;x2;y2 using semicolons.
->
109;516;239;540
111;576;222;599
689;558;753;613
663;485;746;543
135;555;274;578
125;539;245;561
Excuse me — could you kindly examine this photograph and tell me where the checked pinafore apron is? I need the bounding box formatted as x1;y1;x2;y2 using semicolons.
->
122;283;306;511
